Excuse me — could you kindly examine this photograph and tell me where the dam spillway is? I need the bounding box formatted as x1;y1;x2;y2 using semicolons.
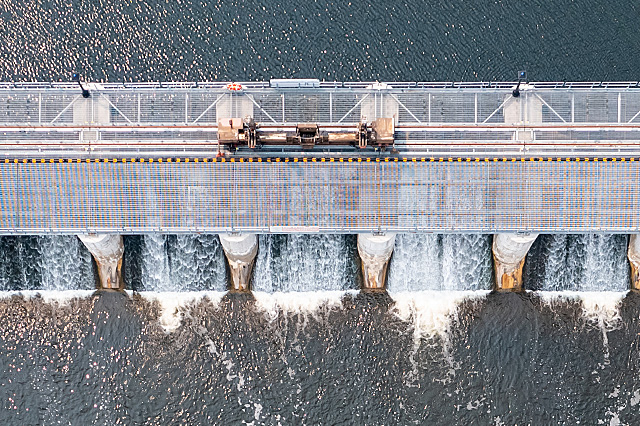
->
1;80;640;291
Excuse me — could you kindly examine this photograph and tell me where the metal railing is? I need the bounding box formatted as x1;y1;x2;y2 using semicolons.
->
0;83;638;160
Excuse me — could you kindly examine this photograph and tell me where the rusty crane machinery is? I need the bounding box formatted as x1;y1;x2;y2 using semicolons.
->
217;117;395;151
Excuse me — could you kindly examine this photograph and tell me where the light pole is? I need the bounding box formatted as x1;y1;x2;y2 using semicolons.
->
512;70;527;98
72;73;90;98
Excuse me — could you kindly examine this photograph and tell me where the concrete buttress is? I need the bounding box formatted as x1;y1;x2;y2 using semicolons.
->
628;235;640;290
219;234;258;291
78;234;124;290
357;234;396;290
492;233;538;291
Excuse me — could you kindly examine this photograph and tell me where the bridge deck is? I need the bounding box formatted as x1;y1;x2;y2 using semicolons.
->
0;81;639;158
0;81;639;234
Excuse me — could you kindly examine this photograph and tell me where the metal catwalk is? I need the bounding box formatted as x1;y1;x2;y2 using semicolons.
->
0;80;638;234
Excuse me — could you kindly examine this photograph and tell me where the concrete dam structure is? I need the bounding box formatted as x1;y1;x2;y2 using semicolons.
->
1;79;640;291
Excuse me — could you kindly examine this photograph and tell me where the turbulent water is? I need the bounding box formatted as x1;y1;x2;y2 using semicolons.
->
388;234;492;292
1;290;639;424
0;233;638;424
0;236;94;291
253;234;359;292
1;0;640;423
124;234;228;292
525;234;630;291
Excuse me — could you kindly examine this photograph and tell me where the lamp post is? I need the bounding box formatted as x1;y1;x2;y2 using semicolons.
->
512;70;527;98
72;73;90;98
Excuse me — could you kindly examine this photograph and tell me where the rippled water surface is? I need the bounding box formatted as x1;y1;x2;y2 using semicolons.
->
0;0;638;82
1;291;640;424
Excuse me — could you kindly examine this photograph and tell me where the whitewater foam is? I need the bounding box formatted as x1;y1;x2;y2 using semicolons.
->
0;290;95;303
253;291;349;322
139;291;227;333
539;291;626;366
390;291;490;341
538;291;626;330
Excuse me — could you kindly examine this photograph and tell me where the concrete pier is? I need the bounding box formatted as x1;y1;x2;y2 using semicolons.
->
219;234;258;291
503;84;543;129
361;83;399;124
357;234;396;290
78;234;124;290
492;233;538;291
628;235;640;290
73;94;110;140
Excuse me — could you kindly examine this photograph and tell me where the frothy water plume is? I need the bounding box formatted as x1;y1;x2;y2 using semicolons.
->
538;291;626;366
133;234;227;292
139;291;227;333
525;234;629;291
253;234;358;292
388;234;492;291
0;236;94;291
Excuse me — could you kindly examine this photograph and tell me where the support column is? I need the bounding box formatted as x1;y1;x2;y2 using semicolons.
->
628;235;640;290
357;234;396;290
492;233;538;291
219;234;258;292
78;234;124;290
361;83;398;123
503;84;542;141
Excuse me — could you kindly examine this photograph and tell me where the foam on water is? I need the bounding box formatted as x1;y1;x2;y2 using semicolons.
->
539;291;626;365
391;291;490;341
139;291;227;333
390;290;490;382
538;291;626;328
0;290;95;303
253;290;349;321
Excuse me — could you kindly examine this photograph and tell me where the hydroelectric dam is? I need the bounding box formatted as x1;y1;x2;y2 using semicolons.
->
2;79;640;292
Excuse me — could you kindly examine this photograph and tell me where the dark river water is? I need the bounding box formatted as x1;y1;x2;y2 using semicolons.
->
1;0;640;424
0;0;638;82
2;291;640;425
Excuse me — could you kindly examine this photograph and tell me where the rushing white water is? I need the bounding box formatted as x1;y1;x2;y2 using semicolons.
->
139;234;227;292
0;290;95;302
140;291;227;333
387;234;492;291
141;234;171;291
390;290;490;382
391;290;490;341
252;234;358;292
253;290;348;320
0;236;95;291
0;233;630;293
38;236;95;291
539;291;626;365
532;235;629;291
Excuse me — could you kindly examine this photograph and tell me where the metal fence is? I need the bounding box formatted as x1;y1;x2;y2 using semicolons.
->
0;82;639;149
0;158;638;234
